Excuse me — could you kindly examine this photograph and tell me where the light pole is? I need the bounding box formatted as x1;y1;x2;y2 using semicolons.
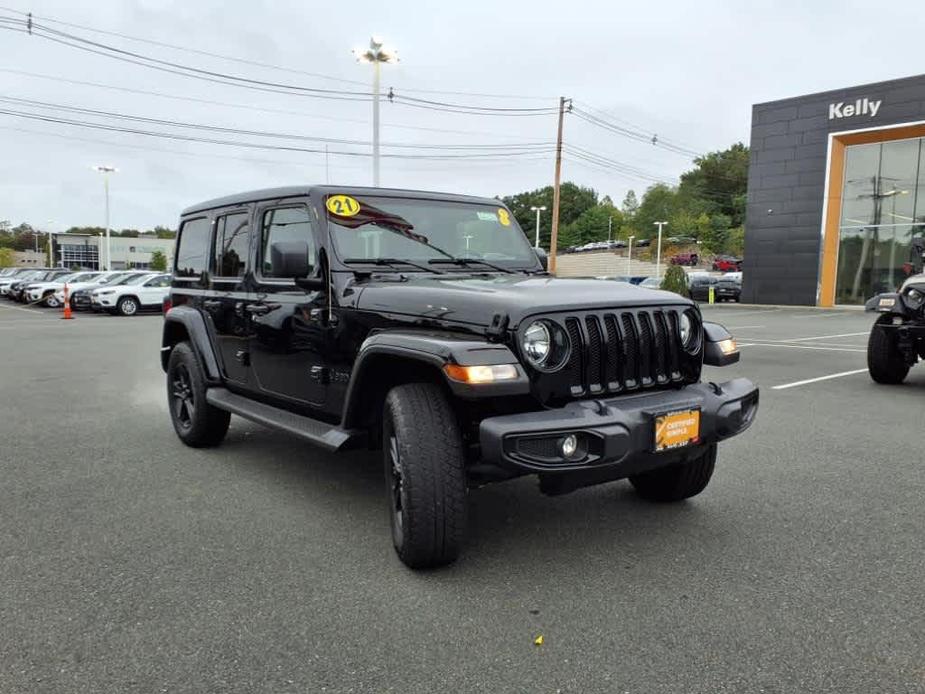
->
530;205;547;248
654;221;667;278
608;216;613;242
627;235;635;276
45;220;55;267
353;36;398;187
92;165;117;270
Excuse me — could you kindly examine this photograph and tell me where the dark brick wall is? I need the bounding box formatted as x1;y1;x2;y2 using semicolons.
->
743;74;925;305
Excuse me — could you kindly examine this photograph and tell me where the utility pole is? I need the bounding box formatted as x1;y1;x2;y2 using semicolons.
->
627;235;634;276
654;221;667;279
608;216;613;242
530;205;546;248
548;96;571;274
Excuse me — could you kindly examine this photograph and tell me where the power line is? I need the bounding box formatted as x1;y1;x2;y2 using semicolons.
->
0;95;555;152
572;99;703;155
1;14;558;114
0;106;557;160
0;68;546;141
0;124;552;173
570;106;702;158
0;5;556;100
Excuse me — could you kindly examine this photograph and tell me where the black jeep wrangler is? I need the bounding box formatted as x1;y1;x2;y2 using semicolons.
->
161;186;759;568
866;238;925;384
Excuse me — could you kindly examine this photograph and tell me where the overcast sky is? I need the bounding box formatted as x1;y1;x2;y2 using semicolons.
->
1;0;923;231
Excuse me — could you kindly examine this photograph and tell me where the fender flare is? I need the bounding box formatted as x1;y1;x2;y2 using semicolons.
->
161;305;221;380
340;330;529;428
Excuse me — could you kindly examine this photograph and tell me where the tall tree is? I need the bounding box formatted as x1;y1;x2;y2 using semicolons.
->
678;143;749;227
621;190;639;219
500;182;599;248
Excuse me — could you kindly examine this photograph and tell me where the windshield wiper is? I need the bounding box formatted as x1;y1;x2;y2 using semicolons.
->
428;257;514;274
343;258;444;274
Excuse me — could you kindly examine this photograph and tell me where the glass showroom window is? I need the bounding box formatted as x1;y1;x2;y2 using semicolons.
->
835;136;925;304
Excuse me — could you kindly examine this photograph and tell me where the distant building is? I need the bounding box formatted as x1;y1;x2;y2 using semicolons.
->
51;234;175;270
12;250;47;267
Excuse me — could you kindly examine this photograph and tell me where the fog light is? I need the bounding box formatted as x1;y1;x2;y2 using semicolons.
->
559;434;578;458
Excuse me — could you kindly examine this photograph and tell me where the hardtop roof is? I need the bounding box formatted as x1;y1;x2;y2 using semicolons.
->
181;185;502;216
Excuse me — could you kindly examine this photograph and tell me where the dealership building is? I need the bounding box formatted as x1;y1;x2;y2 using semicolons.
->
743;73;925;305
50;234;174;271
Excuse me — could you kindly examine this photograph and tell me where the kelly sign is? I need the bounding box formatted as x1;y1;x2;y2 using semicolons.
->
829;98;882;120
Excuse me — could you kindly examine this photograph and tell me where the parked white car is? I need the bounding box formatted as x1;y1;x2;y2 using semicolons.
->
93;273;172;315
26;271;100;307
51;271;127;306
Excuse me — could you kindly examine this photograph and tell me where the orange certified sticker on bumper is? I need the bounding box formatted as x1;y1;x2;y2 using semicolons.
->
654;409;701;451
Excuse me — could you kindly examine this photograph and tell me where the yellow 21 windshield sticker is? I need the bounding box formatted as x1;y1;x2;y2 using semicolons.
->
326;195;361;217
497;208;511;226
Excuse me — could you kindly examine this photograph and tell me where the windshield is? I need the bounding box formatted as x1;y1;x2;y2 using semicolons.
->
325;195;538;269
95;273;130;286
124;273;154;286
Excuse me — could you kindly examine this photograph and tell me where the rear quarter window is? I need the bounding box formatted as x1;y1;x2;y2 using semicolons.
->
175;217;211;278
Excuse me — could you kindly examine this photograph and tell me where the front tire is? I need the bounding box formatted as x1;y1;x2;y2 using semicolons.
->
630;444;716;502
867;317;909;384
166;342;230;447
117;296;139;316
383;382;467;569
44;293;60;308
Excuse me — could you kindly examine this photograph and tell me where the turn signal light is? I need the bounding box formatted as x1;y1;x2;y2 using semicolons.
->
718;338;738;355
443;364;519;384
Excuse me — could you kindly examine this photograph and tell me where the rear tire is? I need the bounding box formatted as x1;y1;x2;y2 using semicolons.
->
166;342;230;447
383;382;467;569
630;444;716;502
867;317;909;384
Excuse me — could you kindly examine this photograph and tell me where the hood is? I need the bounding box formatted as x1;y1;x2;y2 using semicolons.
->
901;273;925;290
54;281;102;294
352;273;691;327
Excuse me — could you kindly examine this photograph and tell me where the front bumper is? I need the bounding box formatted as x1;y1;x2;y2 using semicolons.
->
480;378;758;478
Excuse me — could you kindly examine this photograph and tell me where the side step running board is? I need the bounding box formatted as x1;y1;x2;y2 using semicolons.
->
205;387;363;452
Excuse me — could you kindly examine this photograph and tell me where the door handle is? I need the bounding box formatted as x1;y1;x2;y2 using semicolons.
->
245;303;279;316
202;299;222;310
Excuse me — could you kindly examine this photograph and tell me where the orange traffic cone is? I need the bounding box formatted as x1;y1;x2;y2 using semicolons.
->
61;283;73;320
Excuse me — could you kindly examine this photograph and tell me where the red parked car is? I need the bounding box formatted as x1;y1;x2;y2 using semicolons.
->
670;252;699;266
712;256;742;272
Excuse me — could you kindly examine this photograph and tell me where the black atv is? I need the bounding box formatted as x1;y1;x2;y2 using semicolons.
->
866;238;925;384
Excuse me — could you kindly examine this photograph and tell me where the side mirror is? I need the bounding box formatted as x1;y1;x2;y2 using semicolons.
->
270;241;310;279
534;247;548;270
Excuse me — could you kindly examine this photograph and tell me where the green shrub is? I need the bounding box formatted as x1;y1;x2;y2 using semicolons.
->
660;265;689;296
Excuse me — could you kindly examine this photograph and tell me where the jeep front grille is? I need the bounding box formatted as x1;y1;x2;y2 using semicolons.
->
552;308;696;399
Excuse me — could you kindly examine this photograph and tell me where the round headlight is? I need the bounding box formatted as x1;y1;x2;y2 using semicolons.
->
679;312;691;345
679;311;700;352
522;321;551;365
521;320;571;372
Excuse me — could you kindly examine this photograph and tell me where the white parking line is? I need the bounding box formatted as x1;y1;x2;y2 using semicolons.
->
791;311;858;319
787;331;870;342
0;303;55;316
701;308;782;317
721;325;766;330
739;342;866;353
772;368;869;390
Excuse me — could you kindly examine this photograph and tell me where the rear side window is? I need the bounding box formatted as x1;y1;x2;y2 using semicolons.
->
213;211;250;278
175;217;211;278
260;206;316;277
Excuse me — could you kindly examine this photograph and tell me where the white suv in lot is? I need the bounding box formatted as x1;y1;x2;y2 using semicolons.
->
93;273;172;315
25;271;101;307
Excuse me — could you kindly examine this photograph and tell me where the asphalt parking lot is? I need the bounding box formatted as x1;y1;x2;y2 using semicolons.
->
1;301;923;694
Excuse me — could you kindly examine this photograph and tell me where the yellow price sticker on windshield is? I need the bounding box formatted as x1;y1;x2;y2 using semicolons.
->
326;195;361;217
497;208;511;226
